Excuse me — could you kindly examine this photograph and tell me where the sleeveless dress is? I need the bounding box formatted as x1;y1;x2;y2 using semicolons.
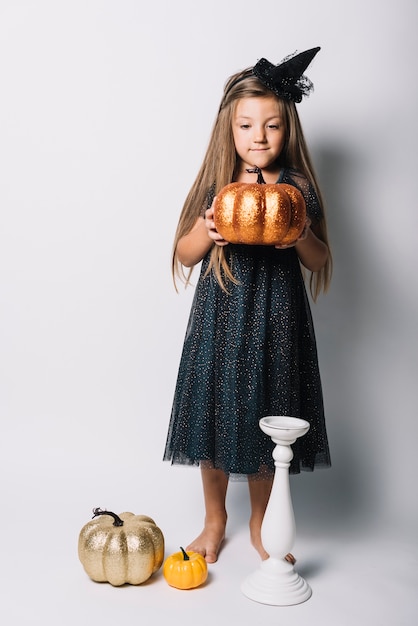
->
163;168;331;477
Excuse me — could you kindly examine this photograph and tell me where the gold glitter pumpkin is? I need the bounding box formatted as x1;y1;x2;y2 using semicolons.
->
214;182;306;246
78;508;165;586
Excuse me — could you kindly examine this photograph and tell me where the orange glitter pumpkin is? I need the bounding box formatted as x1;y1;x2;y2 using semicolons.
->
214;182;306;246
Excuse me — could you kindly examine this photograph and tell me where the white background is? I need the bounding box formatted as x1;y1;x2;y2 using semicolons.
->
0;1;417;624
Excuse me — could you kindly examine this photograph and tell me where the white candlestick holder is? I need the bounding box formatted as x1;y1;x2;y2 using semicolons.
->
241;415;312;606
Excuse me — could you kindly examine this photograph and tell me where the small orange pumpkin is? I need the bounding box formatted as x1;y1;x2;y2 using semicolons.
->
214;182;306;246
163;547;208;590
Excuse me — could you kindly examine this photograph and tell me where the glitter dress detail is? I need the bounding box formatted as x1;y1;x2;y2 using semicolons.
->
164;168;331;477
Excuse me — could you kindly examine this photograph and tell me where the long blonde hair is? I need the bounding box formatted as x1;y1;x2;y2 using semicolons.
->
172;68;332;300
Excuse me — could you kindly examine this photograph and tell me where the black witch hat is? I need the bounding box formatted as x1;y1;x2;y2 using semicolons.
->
253;47;320;102
223;47;320;104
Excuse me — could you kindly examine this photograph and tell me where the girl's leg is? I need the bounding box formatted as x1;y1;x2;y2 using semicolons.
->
247;476;295;563
248;477;273;560
186;466;229;563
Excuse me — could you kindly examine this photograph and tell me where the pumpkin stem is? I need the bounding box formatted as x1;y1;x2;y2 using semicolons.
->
180;546;190;561
246;166;266;184
92;507;124;527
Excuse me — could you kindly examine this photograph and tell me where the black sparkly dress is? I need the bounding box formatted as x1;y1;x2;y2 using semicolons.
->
164;168;331;477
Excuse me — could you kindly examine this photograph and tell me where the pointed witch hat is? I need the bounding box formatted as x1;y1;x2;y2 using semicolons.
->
253;47;321;102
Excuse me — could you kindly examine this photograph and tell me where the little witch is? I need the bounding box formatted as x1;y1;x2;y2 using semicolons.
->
164;47;332;564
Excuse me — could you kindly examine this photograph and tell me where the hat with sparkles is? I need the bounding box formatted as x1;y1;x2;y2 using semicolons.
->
225;47;321;103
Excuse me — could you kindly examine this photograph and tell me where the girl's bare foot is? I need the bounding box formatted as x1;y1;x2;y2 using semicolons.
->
250;517;269;560
186;517;226;563
249;518;296;564
285;553;296;565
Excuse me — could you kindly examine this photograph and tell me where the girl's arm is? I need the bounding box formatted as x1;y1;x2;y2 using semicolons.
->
294;221;329;271
295;227;329;272
176;204;227;268
276;220;329;272
176;217;212;267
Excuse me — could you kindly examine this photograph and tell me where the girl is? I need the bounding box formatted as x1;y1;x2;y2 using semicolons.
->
163;47;332;564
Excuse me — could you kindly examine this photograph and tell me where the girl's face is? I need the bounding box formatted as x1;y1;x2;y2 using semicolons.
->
232;96;286;172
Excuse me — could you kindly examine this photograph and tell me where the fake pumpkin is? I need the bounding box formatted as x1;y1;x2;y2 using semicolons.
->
214;182;306;246
78;508;164;586
163;547;208;590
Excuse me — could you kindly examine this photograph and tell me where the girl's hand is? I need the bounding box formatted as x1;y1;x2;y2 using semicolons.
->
205;202;229;247
274;217;311;249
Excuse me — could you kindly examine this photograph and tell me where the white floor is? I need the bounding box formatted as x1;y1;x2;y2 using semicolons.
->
2;451;417;626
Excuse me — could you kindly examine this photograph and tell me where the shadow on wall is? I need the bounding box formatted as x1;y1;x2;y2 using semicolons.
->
291;142;380;536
